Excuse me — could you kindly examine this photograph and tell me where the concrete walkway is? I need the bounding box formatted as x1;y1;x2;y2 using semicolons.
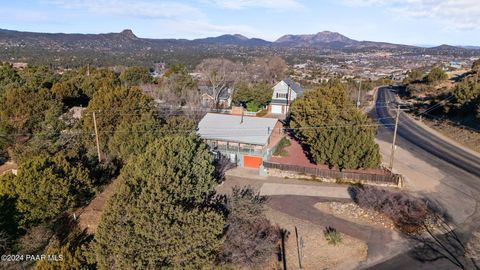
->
260;182;350;199
219;167;353;199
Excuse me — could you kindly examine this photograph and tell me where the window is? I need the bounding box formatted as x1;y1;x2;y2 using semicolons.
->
276;93;288;99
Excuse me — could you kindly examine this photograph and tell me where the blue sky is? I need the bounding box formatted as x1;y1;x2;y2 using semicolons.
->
1;0;479;46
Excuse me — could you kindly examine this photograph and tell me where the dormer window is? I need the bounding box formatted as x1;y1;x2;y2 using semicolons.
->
277;93;287;99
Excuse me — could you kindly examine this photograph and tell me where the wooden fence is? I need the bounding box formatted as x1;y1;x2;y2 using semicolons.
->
263;161;402;186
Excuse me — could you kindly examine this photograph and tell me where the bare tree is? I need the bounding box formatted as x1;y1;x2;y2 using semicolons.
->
349;185;479;269
219;187;281;268
467;230;480;269
348;185;428;233
18;224;54;255
247;56;288;84
138;83;159;98
195;58;242;107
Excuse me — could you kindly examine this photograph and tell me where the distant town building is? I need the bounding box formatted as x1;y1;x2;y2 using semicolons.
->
12;62;28;69
268;79;303;115
69;106;86;119
449;61;462;69
197;113;282;169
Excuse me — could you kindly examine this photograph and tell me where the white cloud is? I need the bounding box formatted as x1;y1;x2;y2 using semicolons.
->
341;0;480;30
48;0;205;20
204;0;303;11
0;8;59;23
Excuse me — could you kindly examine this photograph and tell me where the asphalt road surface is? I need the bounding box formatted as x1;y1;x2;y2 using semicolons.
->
368;87;480;269
375;87;480;178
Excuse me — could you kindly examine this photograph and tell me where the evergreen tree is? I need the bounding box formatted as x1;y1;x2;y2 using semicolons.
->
0;62;22;97
93;136;224;269
0;195;20;253
233;82;273;111
290;81;380;169
81;85;155;160
119;66;151;86
425;67;448;84
8;153;93;227
108;112;159;161
35;242;90;270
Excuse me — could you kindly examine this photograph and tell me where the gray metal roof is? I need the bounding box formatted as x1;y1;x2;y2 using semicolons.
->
197;113;279;145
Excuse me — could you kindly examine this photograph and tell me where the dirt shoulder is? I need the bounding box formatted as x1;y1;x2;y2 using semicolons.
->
375;138;443;193
420;117;480;155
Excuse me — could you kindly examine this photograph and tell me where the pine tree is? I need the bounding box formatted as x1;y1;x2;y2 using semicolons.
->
290;81;380;169
81;85;155;160
93;135;224;269
10;153;92;228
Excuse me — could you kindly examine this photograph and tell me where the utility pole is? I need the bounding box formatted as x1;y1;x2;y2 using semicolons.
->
240;107;244;124
389;105;401;170
295;226;303;269
356;80;362;108
92;111;102;162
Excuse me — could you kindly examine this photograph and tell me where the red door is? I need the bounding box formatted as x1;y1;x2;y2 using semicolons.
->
243;155;263;169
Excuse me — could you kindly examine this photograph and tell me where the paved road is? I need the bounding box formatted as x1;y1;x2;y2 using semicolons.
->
375;87;480;178
368;87;480;269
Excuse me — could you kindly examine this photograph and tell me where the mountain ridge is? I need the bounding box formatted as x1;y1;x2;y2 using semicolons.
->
0;28;476;50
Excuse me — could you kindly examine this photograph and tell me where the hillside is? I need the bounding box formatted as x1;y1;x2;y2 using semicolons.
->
1;28;478;67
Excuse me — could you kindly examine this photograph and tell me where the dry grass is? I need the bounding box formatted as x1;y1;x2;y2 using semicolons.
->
265;207;367;270
423;119;480;153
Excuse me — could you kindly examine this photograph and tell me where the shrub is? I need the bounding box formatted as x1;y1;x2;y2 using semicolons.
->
425;67;448;85
323;226;342;245
220;187;281;268
246;101;262;112
348;185;429;233
273;137;291;156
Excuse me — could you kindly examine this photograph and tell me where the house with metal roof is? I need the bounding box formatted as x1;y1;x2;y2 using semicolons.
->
268;79;303;115
197;113;283;169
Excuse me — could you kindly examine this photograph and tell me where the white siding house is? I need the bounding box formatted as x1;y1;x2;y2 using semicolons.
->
268;79;303;115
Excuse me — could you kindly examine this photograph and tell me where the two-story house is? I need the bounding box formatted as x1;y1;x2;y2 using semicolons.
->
268;79;303;115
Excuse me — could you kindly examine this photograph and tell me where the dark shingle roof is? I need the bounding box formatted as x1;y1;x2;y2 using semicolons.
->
282;78;303;95
199;86;232;100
